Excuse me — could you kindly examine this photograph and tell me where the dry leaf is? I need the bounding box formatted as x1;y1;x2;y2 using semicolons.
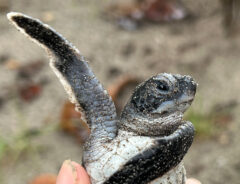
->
29;174;57;184
17;60;44;79
107;75;141;113
60;101;90;143
105;0;188;30
4;59;21;70
18;83;42;102
142;0;186;22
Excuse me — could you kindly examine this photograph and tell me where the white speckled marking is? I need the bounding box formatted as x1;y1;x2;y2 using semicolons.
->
149;162;186;184
84;130;155;184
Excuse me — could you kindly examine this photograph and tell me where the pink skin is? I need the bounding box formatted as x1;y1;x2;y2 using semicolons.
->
56;160;200;184
56;160;91;184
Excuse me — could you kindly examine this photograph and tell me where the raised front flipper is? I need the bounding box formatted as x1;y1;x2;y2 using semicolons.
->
7;12;118;144
104;121;194;184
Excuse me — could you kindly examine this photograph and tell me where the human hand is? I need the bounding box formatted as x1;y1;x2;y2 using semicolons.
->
187;178;202;184
56;160;91;184
56;160;201;184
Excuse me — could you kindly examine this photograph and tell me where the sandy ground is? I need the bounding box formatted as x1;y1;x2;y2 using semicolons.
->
0;0;240;183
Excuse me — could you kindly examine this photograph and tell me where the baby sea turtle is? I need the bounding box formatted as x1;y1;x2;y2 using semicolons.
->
7;12;197;184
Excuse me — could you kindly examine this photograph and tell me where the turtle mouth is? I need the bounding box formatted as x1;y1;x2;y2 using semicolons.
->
151;97;194;117
176;96;194;113
179;97;194;104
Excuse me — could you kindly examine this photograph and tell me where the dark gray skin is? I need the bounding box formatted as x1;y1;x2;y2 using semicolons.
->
7;12;197;184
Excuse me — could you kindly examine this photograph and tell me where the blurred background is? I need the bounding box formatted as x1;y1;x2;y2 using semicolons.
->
0;0;240;183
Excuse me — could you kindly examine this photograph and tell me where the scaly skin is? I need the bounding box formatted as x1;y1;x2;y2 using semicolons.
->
7;12;197;184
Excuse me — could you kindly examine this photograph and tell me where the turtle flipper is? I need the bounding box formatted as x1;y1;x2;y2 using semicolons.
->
105;122;194;184
7;12;118;143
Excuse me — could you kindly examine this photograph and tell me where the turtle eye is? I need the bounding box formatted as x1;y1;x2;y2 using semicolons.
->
156;81;169;92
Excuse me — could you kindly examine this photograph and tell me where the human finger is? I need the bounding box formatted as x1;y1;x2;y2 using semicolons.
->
56;160;91;184
186;178;202;184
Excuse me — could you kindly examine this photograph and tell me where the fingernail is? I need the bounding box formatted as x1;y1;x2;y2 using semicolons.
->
56;160;78;184
71;161;91;184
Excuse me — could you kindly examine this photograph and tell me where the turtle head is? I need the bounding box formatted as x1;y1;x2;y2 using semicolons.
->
131;73;197;115
120;73;197;136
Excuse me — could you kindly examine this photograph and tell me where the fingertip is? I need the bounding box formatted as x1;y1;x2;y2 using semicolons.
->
186;178;202;184
71;161;91;184
56;160;76;184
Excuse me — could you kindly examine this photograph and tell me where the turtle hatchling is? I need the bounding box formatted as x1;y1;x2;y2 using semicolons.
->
7;12;197;184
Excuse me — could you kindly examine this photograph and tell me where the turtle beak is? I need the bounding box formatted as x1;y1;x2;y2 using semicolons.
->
175;75;197;113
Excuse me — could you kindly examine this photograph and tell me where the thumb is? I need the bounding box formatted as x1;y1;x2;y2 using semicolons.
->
56;160;91;184
186;178;202;184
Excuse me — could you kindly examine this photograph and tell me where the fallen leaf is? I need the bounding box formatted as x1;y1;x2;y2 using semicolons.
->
107;75;141;113
29;174;57;184
4;59;21;70
213;114;233;126
18;83;42;102
105;0;188;30
142;0;186;22
60;101;90;143
17;60;45;79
